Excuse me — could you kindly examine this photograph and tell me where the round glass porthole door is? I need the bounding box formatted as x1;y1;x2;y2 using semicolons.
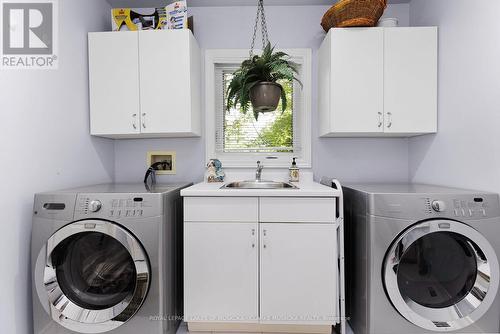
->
43;220;150;333
384;220;499;331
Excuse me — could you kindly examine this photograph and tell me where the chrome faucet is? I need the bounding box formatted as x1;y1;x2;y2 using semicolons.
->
256;161;264;182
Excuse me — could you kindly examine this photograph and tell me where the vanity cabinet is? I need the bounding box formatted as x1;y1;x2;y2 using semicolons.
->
88;30;201;139
184;222;259;322
318;27;437;137
260;223;337;324
184;196;339;330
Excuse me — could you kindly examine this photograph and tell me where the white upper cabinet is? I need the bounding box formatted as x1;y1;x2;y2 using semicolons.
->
88;32;141;136
139;30;201;136
319;27;437;137
319;28;384;135
88;30;201;139
384;27;438;134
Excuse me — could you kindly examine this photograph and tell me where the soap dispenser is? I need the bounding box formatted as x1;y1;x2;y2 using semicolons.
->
289;157;299;182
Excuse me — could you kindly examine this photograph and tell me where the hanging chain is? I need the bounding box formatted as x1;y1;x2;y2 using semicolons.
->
249;5;260;57
249;0;270;57
260;0;269;47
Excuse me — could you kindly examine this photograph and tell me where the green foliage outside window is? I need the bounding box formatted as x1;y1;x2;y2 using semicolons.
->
223;76;294;153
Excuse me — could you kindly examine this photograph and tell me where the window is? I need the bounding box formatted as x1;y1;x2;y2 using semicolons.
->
221;70;295;153
206;49;311;168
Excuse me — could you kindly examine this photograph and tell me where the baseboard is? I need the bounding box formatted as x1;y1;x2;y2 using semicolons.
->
187;322;333;334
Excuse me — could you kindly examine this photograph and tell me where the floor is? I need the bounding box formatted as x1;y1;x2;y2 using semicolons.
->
176;322;354;334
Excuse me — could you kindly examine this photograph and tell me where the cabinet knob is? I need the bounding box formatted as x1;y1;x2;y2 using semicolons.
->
387;112;393;128
132;114;137;129
377;112;383;128
142;113;146;129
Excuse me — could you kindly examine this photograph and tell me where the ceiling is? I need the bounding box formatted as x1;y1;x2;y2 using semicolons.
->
107;0;411;8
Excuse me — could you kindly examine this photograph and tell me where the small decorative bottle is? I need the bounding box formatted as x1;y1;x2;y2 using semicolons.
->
289;157;299;182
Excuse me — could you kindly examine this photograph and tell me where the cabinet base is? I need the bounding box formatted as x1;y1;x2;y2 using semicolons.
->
187;322;332;334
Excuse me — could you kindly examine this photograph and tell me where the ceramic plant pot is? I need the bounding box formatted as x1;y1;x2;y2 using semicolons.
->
249;82;282;113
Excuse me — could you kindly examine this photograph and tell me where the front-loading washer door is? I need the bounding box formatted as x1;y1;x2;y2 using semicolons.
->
384;219;499;332
42;220;150;334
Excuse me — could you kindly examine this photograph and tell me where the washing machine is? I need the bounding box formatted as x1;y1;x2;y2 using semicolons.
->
343;184;500;334
31;183;191;334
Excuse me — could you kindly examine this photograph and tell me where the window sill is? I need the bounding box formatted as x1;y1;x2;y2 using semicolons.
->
214;152;311;169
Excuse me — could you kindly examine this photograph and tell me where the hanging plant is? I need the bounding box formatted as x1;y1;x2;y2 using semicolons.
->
225;0;302;120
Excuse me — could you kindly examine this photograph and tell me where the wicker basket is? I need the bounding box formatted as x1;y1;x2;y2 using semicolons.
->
321;0;387;31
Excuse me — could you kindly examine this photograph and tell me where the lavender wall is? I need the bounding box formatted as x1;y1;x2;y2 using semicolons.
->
114;4;411;184
408;0;500;193
0;1;114;333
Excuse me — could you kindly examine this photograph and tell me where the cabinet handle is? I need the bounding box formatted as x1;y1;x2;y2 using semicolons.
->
387;112;393;128
132;114;137;130
377;112;383;128
142;113;146;129
263;229;267;249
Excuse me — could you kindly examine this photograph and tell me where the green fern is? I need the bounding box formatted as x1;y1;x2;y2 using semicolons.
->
226;43;302;120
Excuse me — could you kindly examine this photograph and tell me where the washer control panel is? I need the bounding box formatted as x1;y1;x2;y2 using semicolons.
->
75;193;162;220
426;196;491;218
451;197;488;218
371;193;500;220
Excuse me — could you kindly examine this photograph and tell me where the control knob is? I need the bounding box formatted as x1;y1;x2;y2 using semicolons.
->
88;200;102;212
431;200;446;212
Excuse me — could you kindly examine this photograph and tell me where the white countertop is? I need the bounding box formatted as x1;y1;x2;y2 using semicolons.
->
180;180;340;197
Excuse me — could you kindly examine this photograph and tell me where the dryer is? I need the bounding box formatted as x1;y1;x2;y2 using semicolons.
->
31;183;190;334
344;184;500;334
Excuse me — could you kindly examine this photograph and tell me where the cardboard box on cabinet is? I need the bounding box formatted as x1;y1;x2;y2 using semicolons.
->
111;2;189;31
112;8;167;31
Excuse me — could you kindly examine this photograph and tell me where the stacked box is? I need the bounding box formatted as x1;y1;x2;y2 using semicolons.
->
112;8;167;31
111;2;189;31
166;1;188;29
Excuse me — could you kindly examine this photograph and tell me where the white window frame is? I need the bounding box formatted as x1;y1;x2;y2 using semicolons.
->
205;48;312;169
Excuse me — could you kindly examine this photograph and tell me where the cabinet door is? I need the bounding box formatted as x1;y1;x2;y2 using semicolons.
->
139;30;199;136
260;223;337;324
384;27;437;134
184;222;259;322
331;28;384;134
88;32;140;136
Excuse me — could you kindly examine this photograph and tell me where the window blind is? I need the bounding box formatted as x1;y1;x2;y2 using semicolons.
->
215;65;299;155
